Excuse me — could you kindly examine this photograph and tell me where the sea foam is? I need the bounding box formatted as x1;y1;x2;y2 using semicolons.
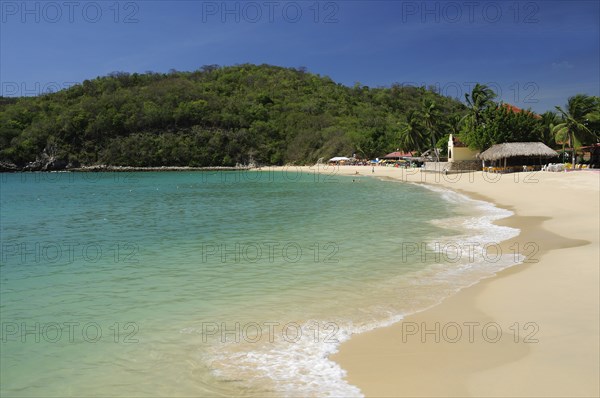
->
201;183;525;397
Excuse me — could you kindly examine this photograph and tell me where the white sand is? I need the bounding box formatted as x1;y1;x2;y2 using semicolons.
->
302;166;599;397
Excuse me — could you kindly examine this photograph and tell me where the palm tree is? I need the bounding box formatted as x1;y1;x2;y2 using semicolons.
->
463;83;497;129
447;113;463;136
421;99;442;161
540;111;560;147
398;110;425;152
552;94;599;168
553;122;570;162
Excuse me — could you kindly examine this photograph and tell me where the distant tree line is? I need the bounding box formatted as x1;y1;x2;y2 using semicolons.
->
0;64;465;168
0;65;597;169
458;84;599;154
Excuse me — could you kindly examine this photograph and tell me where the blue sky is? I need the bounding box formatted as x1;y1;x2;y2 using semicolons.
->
1;0;598;113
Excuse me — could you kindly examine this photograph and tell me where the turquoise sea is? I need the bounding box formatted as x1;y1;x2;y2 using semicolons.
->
0;169;521;397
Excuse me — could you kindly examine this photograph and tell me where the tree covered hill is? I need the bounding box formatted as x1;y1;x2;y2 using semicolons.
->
0;64;467;169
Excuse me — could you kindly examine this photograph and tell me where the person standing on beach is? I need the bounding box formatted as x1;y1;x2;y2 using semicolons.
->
372;166;374;173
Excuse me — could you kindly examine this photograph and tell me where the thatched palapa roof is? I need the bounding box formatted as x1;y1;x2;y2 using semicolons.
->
478;142;557;161
383;151;413;159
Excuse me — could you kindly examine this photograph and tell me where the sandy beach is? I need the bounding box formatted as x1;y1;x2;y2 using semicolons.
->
298;165;599;397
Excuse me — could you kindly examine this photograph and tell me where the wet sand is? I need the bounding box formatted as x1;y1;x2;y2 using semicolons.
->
312;166;598;397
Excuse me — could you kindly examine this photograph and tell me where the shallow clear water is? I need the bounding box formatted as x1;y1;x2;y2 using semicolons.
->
0;170;520;397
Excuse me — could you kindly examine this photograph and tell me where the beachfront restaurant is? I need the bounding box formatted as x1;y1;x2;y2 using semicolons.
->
571;143;600;168
479;142;558;173
380;151;413;166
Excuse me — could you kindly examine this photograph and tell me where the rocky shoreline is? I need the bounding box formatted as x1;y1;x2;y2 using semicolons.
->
0;161;253;173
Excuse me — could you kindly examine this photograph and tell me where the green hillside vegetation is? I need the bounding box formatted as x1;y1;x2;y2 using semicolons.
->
1;65;597;170
0;64;466;168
